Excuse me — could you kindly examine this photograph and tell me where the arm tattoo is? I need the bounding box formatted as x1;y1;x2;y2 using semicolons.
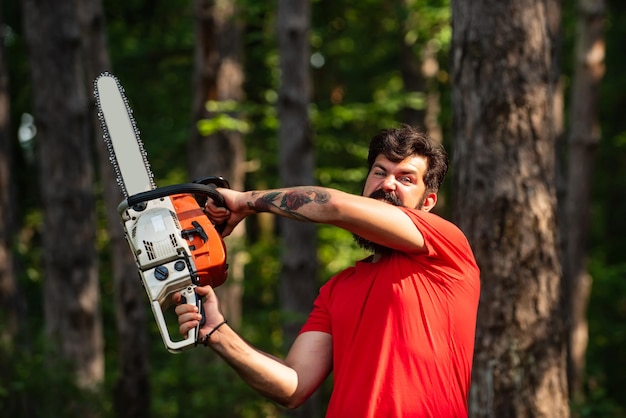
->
247;187;330;221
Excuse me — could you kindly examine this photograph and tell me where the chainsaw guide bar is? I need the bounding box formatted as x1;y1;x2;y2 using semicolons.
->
94;73;155;197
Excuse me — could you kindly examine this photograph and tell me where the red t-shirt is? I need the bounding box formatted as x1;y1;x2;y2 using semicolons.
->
300;208;480;417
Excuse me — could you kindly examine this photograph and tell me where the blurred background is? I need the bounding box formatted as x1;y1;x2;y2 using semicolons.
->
1;0;625;417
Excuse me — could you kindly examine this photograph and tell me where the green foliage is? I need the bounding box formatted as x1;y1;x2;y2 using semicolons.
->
102;0;197;182
0;333;108;417
582;260;626;417
318;226;369;278
197;101;253;136
148;349;282;418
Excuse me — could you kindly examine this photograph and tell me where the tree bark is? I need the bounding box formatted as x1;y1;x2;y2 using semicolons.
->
188;0;247;327
563;0;605;407
277;1;320;417
76;0;152;416
450;1;569;417
22;0;104;400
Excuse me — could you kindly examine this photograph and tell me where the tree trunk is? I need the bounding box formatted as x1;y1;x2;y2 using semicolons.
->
277;1;320;417
399;0;427;130
76;0;152;416
0;5;18;346
398;0;442;142
450;1;569;417
563;0;605;407
188;0;247;327
22;0;104;401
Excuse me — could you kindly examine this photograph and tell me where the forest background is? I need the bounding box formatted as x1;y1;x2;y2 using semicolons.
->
1;0;626;417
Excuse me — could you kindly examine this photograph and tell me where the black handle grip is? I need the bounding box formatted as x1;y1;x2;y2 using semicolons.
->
192;176;230;190
191;176;230;208
126;182;229;233
127;183;227;208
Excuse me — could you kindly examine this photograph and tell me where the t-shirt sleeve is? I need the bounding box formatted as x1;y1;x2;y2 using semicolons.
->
299;281;332;335
399;207;479;281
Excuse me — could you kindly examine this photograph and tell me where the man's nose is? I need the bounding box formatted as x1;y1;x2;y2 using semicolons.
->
381;175;396;191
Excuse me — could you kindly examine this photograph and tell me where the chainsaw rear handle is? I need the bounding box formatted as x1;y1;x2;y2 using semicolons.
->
152;286;202;353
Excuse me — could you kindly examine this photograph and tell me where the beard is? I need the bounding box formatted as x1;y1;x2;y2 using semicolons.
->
352;189;425;255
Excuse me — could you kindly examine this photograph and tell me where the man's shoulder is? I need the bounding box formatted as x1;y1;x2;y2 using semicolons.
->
399;207;467;237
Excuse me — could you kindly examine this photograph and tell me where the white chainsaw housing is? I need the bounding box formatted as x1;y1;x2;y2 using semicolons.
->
119;197;200;353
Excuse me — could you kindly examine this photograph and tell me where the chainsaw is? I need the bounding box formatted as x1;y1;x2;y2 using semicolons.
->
94;72;229;353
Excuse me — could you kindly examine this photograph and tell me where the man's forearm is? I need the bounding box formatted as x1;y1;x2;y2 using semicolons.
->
207;323;300;407
244;187;335;222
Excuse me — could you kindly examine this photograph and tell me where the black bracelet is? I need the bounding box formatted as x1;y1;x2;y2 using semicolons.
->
202;319;228;346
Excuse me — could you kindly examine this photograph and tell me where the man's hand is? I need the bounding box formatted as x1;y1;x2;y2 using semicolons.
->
174;285;332;409
174;285;224;340
204;188;250;237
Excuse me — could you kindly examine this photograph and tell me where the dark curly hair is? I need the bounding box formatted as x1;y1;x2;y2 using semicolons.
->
367;125;448;193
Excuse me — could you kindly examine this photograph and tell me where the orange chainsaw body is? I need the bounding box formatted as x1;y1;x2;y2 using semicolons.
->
170;193;227;288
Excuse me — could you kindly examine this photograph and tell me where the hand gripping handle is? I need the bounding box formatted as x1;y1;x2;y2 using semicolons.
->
152;286;203;353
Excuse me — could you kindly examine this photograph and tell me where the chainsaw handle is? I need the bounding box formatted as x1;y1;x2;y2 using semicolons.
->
152;286;201;353
123;183;229;233
126;183;227;208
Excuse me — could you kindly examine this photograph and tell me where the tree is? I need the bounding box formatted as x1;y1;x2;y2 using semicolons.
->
397;0;444;142
450;0;569;416
562;0;606;407
188;0;247;327
277;1;321;417
22;0;104;409
77;0;152;416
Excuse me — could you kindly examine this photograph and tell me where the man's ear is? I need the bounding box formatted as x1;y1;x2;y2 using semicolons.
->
421;192;437;212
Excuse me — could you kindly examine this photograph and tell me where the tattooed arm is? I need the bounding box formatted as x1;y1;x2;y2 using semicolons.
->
207;186;428;253
245;187;331;222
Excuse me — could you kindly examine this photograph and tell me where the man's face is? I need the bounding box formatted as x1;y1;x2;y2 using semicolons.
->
362;154;431;210
353;154;436;254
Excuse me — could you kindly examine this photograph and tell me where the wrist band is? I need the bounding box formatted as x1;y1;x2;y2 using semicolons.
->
202;319;228;346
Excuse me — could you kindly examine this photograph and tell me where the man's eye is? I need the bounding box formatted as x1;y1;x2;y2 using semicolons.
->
399;177;413;184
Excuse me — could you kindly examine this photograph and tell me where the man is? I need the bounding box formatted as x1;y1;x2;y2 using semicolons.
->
175;125;480;417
